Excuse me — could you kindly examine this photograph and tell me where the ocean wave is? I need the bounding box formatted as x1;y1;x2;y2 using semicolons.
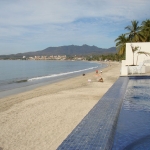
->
28;66;98;81
0;78;28;86
15;79;28;83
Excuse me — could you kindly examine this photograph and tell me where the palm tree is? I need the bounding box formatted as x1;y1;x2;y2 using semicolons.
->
141;19;150;42
136;51;150;65
115;34;129;56
130;44;140;65
125;20;144;42
131;44;150;65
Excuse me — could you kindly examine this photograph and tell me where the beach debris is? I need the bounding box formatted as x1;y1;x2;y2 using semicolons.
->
88;79;91;82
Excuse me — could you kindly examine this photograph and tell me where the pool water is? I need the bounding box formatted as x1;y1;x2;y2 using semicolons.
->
57;77;150;150
112;77;150;150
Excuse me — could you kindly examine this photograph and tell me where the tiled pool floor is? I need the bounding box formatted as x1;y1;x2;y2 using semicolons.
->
112;77;150;150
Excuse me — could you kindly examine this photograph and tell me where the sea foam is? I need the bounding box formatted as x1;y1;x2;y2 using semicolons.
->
28;66;98;81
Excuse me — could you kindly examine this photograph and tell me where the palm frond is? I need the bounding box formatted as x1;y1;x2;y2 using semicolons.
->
138;51;150;56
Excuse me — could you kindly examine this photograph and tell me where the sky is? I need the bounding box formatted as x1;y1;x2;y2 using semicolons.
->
0;0;150;55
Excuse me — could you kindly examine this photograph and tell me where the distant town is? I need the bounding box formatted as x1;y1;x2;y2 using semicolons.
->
28;55;67;60
0;53;124;62
0;45;121;61
22;55;86;61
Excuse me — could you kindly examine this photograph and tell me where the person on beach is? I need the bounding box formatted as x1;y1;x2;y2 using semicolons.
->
95;70;100;77
98;77;103;82
94;71;104;82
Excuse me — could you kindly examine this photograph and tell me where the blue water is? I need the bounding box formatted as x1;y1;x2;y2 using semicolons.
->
112;78;150;150
0;60;106;97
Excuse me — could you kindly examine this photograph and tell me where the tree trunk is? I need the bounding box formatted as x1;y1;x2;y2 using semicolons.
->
133;53;134;65
136;54;139;65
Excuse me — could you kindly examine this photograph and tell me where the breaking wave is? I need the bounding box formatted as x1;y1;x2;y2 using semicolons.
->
28;66;98;81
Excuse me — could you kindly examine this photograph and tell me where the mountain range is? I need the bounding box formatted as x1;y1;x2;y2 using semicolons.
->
0;44;116;59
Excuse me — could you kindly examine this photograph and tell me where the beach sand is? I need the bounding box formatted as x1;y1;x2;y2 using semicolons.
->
0;62;121;150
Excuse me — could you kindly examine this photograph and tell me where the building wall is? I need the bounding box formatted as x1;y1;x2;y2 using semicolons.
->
126;42;150;66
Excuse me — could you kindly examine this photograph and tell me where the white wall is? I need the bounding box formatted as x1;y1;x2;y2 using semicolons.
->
126;42;150;66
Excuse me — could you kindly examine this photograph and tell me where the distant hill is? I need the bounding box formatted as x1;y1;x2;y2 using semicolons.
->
0;44;116;59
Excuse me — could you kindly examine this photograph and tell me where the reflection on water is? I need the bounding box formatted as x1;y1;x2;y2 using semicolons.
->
112;78;150;150
123;135;150;150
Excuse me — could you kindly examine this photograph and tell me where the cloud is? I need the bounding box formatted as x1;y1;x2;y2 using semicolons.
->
1;0;150;25
0;0;150;54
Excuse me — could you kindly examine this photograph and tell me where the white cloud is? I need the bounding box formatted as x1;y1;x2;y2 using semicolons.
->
0;0;150;54
1;0;149;25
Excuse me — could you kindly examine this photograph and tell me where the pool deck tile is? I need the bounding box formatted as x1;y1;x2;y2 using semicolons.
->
57;77;129;150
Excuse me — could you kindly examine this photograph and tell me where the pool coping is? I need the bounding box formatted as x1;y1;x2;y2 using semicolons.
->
57;77;129;150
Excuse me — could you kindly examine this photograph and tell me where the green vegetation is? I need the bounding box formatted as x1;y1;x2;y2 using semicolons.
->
115;19;150;57
85;53;124;62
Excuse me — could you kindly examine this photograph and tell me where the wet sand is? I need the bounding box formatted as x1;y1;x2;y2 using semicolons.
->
0;62;121;150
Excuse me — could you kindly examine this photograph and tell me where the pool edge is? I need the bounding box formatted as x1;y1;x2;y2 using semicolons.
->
57;77;129;150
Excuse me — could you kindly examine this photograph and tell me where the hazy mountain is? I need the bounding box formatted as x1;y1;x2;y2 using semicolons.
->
0;44;116;59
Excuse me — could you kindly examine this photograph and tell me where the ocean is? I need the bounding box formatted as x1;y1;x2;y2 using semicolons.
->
0;60;106;98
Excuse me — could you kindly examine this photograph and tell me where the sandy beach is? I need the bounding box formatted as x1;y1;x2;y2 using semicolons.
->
0;62;121;150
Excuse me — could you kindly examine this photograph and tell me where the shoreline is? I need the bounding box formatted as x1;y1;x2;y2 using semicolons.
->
0;62;121;150
0;61;106;99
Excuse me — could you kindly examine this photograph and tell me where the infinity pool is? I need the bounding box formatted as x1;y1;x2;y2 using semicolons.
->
57;77;150;150
112;77;150;150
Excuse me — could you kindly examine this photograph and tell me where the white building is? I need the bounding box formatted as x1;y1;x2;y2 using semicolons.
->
121;42;150;75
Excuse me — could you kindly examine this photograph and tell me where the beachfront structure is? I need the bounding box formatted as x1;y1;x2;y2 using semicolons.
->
121;42;150;75
33;55;67;60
